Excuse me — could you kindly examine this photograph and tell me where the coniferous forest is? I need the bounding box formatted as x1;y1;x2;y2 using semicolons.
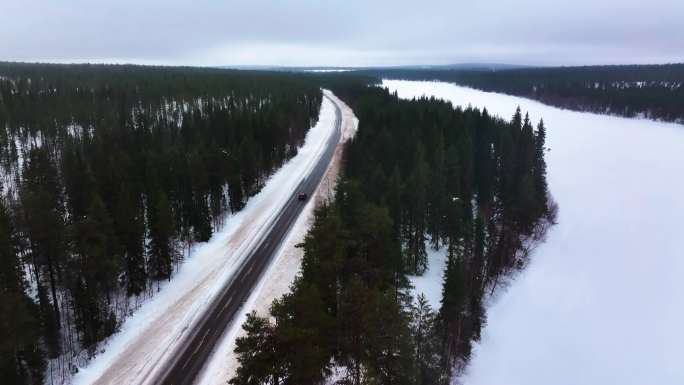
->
0;63;555;385
371;63;684;123
0;62;322;384
230;84;555;384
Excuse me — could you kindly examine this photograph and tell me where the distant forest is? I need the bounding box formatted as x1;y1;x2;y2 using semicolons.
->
230;82;555;384
0;62;322;384
371;63;684;123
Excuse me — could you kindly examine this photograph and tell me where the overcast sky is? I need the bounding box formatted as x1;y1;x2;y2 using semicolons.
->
2;0;683;67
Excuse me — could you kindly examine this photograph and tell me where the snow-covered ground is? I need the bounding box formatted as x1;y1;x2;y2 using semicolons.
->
408;245;447;309
71;91;342;385
383;80;684;385
303;69;354;73
197;92;358;385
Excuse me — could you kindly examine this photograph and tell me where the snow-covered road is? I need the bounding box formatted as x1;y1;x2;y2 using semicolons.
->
72;91;342;385
384;80;684;385
197;91;358;385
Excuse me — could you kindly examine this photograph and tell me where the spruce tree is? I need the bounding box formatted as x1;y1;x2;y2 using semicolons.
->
533;119;549;216
411;294;443;385
114;185;146;296
338;277;372;385
0;199;44;384
404;145;429;274
71;194;121;349
19;148;65;356
439;252;466;370
148;191;176;281
230;312;283;385
365;291;415;385
192;193;212;242
270;283;335;384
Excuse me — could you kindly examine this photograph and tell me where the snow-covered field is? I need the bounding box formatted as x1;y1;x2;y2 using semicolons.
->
197;92;358;385
383;80;684;385
71;91;341;385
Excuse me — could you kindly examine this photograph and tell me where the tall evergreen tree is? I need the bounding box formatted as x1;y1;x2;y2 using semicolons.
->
411;294;443;385
0;199;44;385
271;283;335;384
439;253;466;369
403;145;429;274
148;191;176;281
19;148;66;357
114;184;146;296
230;312;283;385
364;291;415;385
70;194;120;349
533;119;549;216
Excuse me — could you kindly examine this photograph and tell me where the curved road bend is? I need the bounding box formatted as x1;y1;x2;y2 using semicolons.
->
155;93;342;385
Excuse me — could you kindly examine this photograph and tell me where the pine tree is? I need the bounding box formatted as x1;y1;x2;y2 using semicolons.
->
338;277;372;385
403;145;429;274
364;291;415;385
444;144;463;255
230;312;283;385
71;194;121;349
411;294;443;385
148;191;176;281
239;135;262;196
192;193;212;242
227;164;244;213
61;145;95;219
114;185;146;296
512;112;538;234
19;148;65;356
533;119;549;216
356;203;400;287
426;129;447;247
512;106;523;131
300;205;345;316
386;167;403;241
439;253;466;370
270;283;335;384
0;199;44;384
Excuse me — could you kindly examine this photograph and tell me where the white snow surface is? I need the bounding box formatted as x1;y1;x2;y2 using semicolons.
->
71;91;340;385
197;91;359;385
383;80;684;385
408;245;447;309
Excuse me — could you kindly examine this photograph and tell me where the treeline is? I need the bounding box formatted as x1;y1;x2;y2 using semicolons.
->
0;62;322;384
372;63;684;123
231;85;554;384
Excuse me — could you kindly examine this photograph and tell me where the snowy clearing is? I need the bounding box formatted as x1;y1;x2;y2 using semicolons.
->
408;245;447;309
384;80;684;385
71;91;340;385
197;91;358;385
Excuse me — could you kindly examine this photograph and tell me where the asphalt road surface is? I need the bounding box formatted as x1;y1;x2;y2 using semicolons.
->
156;93;342;385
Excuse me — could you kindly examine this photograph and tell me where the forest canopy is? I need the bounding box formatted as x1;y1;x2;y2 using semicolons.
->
0;63;556;385
369;63;684;123
0;62;325;384
230;84;555;384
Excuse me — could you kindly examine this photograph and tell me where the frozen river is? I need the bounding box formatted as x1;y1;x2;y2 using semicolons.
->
384;80;684;385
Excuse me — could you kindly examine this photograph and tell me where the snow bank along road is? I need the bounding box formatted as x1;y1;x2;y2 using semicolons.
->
72;92;341;385
196;92;358;385
384;80;684;385
156;94;341;385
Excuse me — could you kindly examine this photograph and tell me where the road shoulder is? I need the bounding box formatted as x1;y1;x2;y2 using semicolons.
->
197;91;358;385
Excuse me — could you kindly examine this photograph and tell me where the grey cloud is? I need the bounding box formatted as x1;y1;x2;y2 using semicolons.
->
0;0;682;66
